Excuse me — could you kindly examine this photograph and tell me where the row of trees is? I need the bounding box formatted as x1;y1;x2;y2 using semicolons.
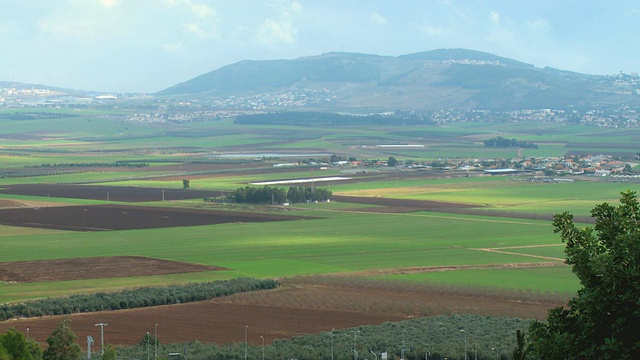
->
483;136;538;149
25;162;148;168
0;278;278;321
114;314;530;360
224;185;332;205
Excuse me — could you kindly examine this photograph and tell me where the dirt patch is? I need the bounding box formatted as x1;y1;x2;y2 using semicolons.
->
0;256;225;283
0;204;312;231
0;199;26;208
0;279;565;347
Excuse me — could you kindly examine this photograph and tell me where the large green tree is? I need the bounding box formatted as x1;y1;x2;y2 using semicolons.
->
528;190;640;359
0;328;33;360
42;318;82;360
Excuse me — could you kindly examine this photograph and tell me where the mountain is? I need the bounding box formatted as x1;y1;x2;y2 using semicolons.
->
0;81;80;93
158;49;640;111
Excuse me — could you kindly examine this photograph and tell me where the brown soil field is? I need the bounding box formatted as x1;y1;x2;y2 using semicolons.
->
0;204;312;231
0;279;564;347
0;184;220;202
0;256;225;283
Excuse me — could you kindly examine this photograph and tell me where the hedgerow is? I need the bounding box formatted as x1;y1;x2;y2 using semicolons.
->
0;278;278;321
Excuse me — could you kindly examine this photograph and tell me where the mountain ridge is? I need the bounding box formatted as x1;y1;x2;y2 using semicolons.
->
157;48;636;111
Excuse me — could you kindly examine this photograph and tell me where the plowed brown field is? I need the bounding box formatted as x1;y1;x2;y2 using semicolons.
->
0;279;563;347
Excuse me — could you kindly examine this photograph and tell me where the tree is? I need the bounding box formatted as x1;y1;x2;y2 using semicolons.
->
26;339;42;360
512;330;527;360
528;190;640;359
102;344;117;360
0;328;33;360
43;317;82;360
0;344;10;360
182;179;190;189
387;156;398;167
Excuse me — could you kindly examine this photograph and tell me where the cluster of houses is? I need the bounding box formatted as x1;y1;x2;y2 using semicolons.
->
332;154;636;178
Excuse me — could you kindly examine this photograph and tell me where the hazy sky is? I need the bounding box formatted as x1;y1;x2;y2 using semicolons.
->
2;0;639;93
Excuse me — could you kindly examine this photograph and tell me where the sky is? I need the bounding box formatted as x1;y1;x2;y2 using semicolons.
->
1;0;639;93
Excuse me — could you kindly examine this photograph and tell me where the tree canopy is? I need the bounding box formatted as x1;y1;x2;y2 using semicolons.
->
42;318;83;360
528;190;640;359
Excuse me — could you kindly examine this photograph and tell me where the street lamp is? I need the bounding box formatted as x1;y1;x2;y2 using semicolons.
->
492;347;499;360
401;330;406;360
425;350;430;360
331;328;335;360
146;332;150;360
26;328;29;342
473;333;477;360
244;325;248;360
460;330;467;360
154;324;158;360
352;330;359;360
260;335;265;360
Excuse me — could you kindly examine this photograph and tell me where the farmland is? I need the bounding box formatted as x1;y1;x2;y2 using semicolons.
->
1;107;639;355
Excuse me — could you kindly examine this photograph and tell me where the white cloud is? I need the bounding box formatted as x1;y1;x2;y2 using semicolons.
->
370;12;387;25
415;23;447;36
98;0;120;8
255;19;297;45
163;42;184;52
36;0;130;38
490;11;500;24
190;3;215;18
184;22;219;39
528;18;551;32
270;0;302;17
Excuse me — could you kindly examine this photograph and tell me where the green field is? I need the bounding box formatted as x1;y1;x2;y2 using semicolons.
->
4;110;639;304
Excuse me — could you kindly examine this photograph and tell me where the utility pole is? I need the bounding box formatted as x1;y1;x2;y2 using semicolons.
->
94;323;107;356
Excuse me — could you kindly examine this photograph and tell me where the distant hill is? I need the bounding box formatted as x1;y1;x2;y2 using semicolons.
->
0;81;89;96
158;49;640;111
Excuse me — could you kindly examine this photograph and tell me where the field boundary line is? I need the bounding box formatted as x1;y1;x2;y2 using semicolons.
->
326;261;567;277
477;248;565;262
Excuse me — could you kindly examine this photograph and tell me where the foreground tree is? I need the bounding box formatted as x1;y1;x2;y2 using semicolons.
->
528;190;640;359
0;328;33;360
102;344;117;360
43;318;82;360
0;345;9;360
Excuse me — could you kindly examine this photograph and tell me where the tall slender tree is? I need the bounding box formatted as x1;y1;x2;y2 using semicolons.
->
43;317;82;360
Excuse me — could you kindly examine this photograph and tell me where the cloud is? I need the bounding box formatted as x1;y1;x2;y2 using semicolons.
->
255;18;297;45
370;12;387;25
184;22;219;39
270;0;302;17
161;0;219;39
490;11;500;24
527;18;551;35
36;0;129;38
163;42;184;52
189;3;215;18
415;23;447;36
98;0;120;8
